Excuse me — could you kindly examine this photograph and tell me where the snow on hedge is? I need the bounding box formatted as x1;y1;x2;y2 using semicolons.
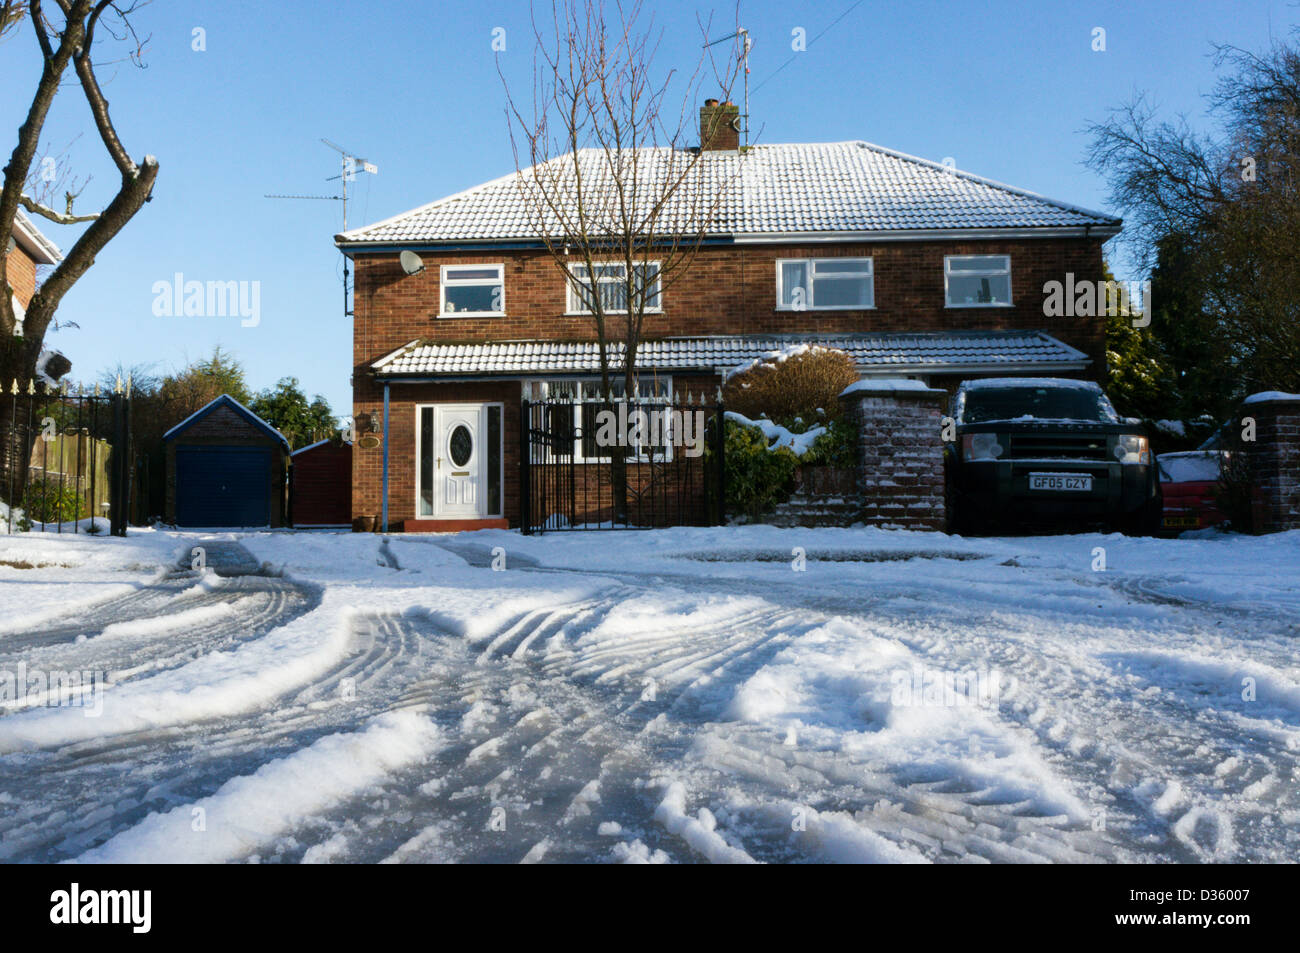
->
725;343;838;382
725;410;826;456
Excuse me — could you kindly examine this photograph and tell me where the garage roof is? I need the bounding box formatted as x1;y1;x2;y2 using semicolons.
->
163;394;290;450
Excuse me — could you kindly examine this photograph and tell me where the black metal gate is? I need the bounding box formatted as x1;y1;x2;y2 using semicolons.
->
520;396;725;534
1;379;133;536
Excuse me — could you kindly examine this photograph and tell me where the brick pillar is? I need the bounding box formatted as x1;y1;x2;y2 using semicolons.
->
1241;393;1300;533
839;381;947;531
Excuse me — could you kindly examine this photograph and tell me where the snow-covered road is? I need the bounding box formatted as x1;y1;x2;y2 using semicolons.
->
0;526;1296;863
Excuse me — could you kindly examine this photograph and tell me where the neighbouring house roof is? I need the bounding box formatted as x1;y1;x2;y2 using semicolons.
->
11;209;63;264
371;330;1090;379
336;141;1120;249
163;394;291;450
291;438;352;457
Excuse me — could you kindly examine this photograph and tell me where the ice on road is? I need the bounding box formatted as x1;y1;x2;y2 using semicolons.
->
0;526;1296;863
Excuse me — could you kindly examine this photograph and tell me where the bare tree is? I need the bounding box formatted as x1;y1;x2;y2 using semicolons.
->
500;0;744;518
0;0;159;392
1086;34;1300;395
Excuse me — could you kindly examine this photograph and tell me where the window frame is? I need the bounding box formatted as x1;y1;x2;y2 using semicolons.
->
564;261;663;316
438;263;505;318
943;254;1013;308
525;377;675;463
774;257;875;311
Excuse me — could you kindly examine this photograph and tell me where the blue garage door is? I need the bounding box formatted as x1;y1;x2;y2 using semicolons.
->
176;446;271;527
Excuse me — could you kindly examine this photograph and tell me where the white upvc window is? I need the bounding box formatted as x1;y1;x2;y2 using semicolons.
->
439;264;504;317
776;257;874;311
526;377;674;462
565;261;662;315
944;255;1012;307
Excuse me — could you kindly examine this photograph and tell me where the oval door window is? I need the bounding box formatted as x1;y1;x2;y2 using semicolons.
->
449;424;473;467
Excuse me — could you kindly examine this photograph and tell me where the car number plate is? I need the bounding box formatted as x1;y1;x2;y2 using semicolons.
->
1163;516;1199;528
1028;473;1092;492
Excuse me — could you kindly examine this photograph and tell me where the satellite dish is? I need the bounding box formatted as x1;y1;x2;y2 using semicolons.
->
399;250;425;276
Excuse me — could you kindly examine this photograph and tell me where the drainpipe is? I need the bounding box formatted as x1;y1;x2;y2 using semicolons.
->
381;382;390;532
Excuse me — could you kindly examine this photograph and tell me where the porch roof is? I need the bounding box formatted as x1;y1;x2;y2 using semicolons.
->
371;330;1090;380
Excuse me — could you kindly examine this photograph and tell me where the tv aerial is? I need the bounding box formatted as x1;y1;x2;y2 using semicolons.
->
266;138;378;316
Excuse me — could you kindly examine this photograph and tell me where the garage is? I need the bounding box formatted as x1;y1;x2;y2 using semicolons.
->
290;439;352;527
164;395;290;527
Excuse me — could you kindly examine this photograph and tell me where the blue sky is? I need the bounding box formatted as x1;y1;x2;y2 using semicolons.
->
2;0;1295;414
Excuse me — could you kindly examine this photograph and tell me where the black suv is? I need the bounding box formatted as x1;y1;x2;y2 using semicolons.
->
945;378;1161;534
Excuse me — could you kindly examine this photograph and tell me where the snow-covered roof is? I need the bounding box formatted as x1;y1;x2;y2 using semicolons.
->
372;331;1089;379
11;209;62;264
163;394;290;449
337;141;1120;248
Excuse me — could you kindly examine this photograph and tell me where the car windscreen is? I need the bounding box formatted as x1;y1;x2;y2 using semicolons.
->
960;387;1119;424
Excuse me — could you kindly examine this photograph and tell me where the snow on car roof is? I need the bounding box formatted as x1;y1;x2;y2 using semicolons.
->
959;377;1102;391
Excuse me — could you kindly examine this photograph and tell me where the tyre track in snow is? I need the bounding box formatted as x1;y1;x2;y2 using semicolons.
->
382;540;1298;863
270;547;1113;864
6;536;1292;863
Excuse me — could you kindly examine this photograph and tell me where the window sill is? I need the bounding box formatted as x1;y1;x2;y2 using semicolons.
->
562;310;664;317
774;305;876;312
944;302;1014;309
436;312;505;319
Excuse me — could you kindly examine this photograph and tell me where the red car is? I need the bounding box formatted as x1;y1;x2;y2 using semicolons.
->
1157;451;1227;533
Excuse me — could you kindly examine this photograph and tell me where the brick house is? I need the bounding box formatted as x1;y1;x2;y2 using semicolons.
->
6;209;61;334
337;105;1120;531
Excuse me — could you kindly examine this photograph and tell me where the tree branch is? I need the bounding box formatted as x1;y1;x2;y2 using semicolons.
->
18;191;98;223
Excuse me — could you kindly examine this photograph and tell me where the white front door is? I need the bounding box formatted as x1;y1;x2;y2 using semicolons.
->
434;404;481;517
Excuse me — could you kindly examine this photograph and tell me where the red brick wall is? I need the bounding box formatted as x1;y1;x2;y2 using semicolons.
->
352;380;521;526
1242;397;1300;533
6;245;37;309
350;238;1107;529
352;238;1108;375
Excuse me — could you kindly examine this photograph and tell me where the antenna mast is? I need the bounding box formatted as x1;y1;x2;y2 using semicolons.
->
704;26;751;148
265;138;378;317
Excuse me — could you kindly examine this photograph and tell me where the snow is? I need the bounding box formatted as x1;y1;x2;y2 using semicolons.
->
1243;391;1300;405
2;524;1299;863
76;711;442;863
1158;451;1222;484
724;343;839;382
725;410;826;456
961;377;1102;392
1154;419;1187;437
840;378;938;396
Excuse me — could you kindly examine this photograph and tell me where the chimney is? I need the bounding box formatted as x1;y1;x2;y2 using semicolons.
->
699;97;741;151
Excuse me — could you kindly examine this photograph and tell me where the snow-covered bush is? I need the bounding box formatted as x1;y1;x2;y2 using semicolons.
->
717;419;800;519
723;345;858;427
